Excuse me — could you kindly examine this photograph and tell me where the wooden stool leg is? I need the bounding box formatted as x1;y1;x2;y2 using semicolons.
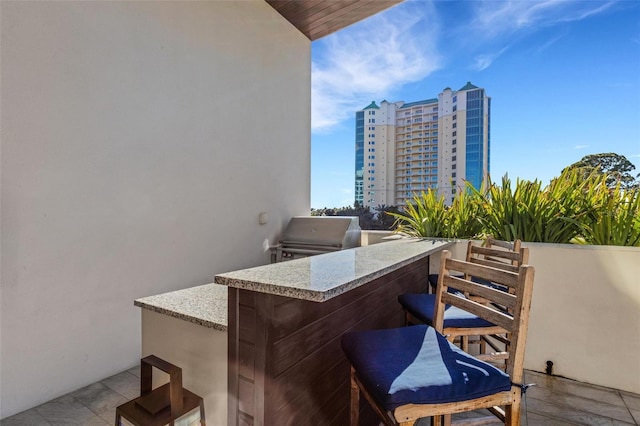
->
350;367;359;426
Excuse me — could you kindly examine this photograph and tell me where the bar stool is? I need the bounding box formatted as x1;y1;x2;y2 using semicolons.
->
115;355;206;426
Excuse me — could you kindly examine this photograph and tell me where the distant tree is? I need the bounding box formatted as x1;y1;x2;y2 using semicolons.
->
374;204;401;231
309;204;400;230
563;153;639;189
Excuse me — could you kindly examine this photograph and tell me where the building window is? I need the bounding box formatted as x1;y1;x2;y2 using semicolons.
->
452;156;457;161
452;147;457;153
453;114;457;121
452;172;457;178
452;96;457;103
452;164;456;169
452;139;457;145
452;131;457;137
453;105;457;112
452;123;457;129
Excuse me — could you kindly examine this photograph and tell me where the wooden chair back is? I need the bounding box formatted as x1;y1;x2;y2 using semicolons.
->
433;250;535;384
464;237;528;274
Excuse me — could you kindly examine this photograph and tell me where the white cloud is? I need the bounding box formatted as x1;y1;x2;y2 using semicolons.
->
535;32;567;54
311;2;441;131
469;1;615;41
575;144;590;150
460;1;616;70
473;46;509;71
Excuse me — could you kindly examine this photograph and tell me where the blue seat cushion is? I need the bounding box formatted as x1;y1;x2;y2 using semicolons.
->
341;325;511;410
398;293;496;328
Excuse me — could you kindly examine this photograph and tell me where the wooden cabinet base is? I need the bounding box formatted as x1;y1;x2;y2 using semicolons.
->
227;258;429;425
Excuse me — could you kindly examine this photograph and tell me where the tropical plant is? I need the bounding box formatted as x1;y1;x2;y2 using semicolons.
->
388;189;449;238
316;166;640;246
575;184;640;246
446;185;485;238
388;187;483;238
467;170;587;243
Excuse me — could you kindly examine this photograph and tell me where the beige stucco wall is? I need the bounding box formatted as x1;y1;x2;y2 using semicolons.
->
0;1;310;418
523;243;640;394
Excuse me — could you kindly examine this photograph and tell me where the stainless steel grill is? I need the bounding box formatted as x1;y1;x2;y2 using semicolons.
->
271;216;361;262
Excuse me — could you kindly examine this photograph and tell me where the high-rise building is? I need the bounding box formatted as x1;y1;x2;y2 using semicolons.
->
355;82;490;207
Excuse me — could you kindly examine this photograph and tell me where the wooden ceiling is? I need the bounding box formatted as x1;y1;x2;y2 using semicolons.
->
266;0;403;41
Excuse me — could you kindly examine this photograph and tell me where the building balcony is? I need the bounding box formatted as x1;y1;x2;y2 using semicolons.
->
2;236;637;425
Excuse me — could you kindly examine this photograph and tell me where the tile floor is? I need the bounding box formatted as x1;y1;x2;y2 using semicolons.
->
1;369;639;425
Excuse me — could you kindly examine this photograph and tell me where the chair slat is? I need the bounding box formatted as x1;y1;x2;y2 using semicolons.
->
441;293;513;332
470;246;522;262
446;258;520;289
475;352;509;362
470;257;519;273
443;275;516;309
486;237;516;250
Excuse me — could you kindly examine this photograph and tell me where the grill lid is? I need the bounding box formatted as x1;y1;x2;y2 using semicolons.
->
279;216;361;249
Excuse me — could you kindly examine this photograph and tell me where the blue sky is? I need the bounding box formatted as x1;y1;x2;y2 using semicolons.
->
310;0;640;209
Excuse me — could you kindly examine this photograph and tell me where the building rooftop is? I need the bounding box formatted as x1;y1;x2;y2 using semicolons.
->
363;101;380;109
459;81;480;91
399;98;438;109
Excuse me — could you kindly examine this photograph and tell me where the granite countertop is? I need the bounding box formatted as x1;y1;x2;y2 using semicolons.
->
214;238;453;302
135;283;228;331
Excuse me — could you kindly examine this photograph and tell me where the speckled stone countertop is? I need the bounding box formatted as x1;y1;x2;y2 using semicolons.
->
135;283;228;331
214;238;453;302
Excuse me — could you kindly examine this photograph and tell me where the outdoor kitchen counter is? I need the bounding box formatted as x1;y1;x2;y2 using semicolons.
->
214;238;454;302
134;284;229;425
218;238;454;426
135;282;228;331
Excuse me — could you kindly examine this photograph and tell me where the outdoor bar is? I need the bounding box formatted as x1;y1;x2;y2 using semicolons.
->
219;238;452;425
135;238;453;425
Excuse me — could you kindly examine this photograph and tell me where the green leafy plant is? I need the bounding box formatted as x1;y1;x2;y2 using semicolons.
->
388;189;449;238
467;170;587;243
388;187;483;238
446;185;485;238
382;168;640;246
575;184;640;246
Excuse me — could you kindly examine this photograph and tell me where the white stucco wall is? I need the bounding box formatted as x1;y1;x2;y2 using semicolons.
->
0;1;310;418
523;243;640;394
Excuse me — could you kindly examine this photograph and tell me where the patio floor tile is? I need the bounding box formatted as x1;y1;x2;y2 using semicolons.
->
2;368;639;425
34;395;108;426
100;371;139;401
0;409;51;426
525;370;627;407
525;385;635;424
70;382;128;418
